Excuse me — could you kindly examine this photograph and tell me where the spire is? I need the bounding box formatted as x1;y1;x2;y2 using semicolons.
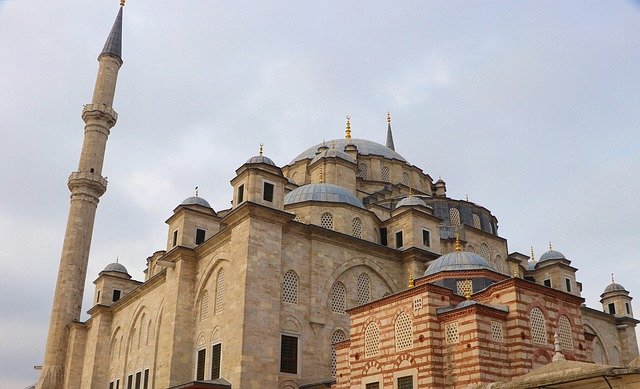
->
386;111;395;151
612;273;615;283
345;115;352;139
195;186;199;197
100;6;124;61
259;143;263;156
530;246;535;262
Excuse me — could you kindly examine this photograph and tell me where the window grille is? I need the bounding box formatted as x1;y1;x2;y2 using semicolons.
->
612;347;621;366
263;182;274;202
330;282;346;313
479;243;491;260
466;244;475;253
495;254;503;273
200;291;209;321
146;320;152;345
530;308;548;344
395;231;403;248
357;163;368;179
445;322;459;344
320;212;334;230
282;270;299;304
356;273;371;305
456;280;473;296
139;314;146;350
558;316;573;349
395;312;413;351
196;349;206;380
331;330;347;377
397;376;413;389
143;369;149;389
280;335;298;374
472;214;481;229
449;208;460;227
293;214;301;222
131;327;138;352
402;172;410;185
364;322;380;358
352;218;363;238
593;339;604;364
413;297;422;312
422;229;430;247
491;320;503;341
195;228;206;245
215;268;225;315
211;343;221;379
381;166;390;182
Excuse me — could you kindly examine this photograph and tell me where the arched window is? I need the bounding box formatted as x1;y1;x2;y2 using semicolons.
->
472;214;481;229
611;347;621;366
466;244;475;253
330;282;346;313
289;171;298;185
402;172;410;186
449;208;460;227
352;217;363;239
495;254;503;273
282;270;299;304
357;163;368;179
593;338;605;364
139;313;146;350
381;166;390;182
331;330;347;377
364;322;380;358
215;268;225;315
557;315;573;349
320;212;334;230
479;243;491;261
356;273;370;305
146;320;152;345
395;312;413;351
200;290;209;321
530;308;548;344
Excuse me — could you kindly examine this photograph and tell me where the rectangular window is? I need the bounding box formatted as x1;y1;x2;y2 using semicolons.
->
395;231;403;248
280;334;298;374
397;375;414;389
565;278;572;292
211;343;221;379
609;303;616;315
116;380;120;389
263;182;275;202
196;348;206;380
143;369;149;389
380;228;388;246
626;302;631;315
237;184;244;204
127;375;133;389
134;372;141;389
109;382;114;389
97;290;101;303
172;229;178;247
365;383;380;389
543;279;552;288
112;290;121;302
422;229;431;247
195;228;206;245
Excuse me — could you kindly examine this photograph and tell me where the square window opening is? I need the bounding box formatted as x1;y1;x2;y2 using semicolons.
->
263;182;274;202
395;231;403;248
195;228;206;245
112;289;121;302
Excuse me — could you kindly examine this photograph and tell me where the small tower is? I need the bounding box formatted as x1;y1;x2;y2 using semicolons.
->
37;5;125;389
231;145;288;210
434;177;447;197
601;274;634;318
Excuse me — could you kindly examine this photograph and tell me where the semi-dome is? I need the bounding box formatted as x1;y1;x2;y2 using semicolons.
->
290;138;407;165
103;262;128;274
604;282;627;293
181;196;212;208
396;196;426;208
284;183;365;209
539;249;566;262
425;250;495;276
310;148;355;165
246;155;276;166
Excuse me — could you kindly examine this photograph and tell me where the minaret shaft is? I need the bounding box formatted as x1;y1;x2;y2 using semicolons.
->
37;9;123;389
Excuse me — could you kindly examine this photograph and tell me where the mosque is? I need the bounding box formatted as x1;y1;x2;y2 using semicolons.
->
36;4;639;389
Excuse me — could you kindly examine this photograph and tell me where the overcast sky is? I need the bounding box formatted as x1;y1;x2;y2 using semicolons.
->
1;1;640;387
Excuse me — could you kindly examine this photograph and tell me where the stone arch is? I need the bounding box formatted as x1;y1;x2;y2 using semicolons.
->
279;380;298;389
211;325;221;342
393;353;416;368
362;359;382;375
282;315;302;334
194;251;230;306
322;258;398;306
583;321;610;364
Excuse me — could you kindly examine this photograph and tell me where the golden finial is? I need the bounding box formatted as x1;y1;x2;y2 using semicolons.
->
195;186;199;197
408;271;414;288
259;143;263;156
530;246;535;262
319;169;324;183
387;110;391;124
409;187;413;197
345;115;352;139
120;0;126;7
549;241;553;251
454;233;462;252
465;283;471;300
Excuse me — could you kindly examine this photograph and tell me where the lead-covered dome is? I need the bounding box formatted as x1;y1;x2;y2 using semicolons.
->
291;138;407;164
181;196;212;208
246;155;276;166
396;196;426;208
604;282;627;293
425;250;495;276
310;148;355;165
103;262;128;274
284;183;365;209
539;249;566;262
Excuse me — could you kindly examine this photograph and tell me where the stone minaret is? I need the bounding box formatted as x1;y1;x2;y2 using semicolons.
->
37;5;124;389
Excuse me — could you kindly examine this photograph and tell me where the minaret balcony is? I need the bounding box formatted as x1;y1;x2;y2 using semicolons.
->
68;171;108;197
82;103;118;126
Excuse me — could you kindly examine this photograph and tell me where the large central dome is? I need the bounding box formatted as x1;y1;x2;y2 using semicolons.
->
290;138;407;165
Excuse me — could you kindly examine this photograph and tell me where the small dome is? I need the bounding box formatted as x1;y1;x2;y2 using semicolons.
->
181;196;212;208
284;183;365;209
246;155;276;166
103;262;128;274
396;196;426;208
310;148;355;165
539;249;566;262
425;250;495;276
604;282;627;293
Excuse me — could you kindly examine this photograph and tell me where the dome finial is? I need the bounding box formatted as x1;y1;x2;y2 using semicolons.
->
116;256;119;263
612;273;615;283
259;143;263;156
465;282;471;300
195;186;199;197
409;187;413;197
530;246;535;262
454;232;462;252
345;115;352;139
408;271;414;288
549;241;553;250
386;111;396;151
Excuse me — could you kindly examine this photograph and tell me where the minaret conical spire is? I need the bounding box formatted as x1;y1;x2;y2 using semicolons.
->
386;111;395;151
37;6;125;389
